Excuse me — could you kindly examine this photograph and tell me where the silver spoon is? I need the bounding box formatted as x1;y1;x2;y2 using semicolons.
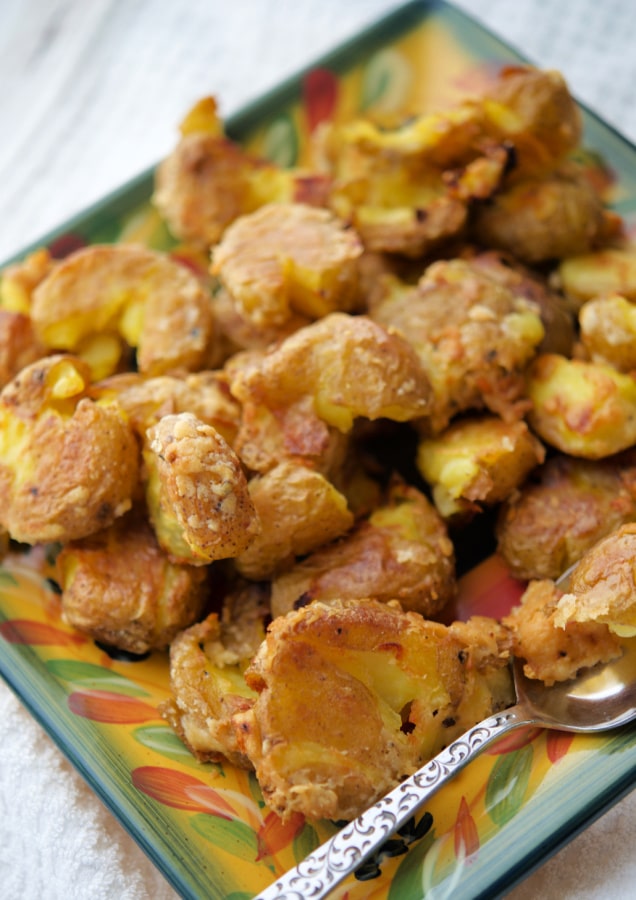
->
253;626;636;899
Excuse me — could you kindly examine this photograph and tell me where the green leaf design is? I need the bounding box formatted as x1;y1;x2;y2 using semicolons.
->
262;115;298;168
292;821;320;864
485;744;534;826
133;724;203;765
388;828;437;899
0;568;18;587
360;48;410;112
191;813;259;863
45;659;150;696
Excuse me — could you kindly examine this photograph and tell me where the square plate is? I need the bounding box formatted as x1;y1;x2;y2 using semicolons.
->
1;2;636;898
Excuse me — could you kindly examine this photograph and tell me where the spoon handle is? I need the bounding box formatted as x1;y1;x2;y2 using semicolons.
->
254;706;530;900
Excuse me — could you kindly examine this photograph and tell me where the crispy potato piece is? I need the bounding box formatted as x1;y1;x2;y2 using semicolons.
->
557;249;636;309
270;481;455;618
230;312;433;433
232;394;350;477
57;508;208;653
526;353;636;458
503;579;621;685
496;452;636;581
0;355;138;543
235;462;353;580
154;97;330;247
472;169;608;264
371;258;544;432
210;286;310;360
0;311;47;388
161;581;270;767
0;247;56;313
30;244;214;378
417;415;545;519
467;250;575;356
236;599;512;821
578;293;636;371
553;523;636;636
144;412;260;565
211;203;362;328
95;370;240;446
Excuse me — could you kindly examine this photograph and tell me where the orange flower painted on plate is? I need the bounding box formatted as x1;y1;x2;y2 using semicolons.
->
0;619;87;647
68;689;160;723
256;810;305;861
454;795;480;859
132;766;237;817
546;730;575;763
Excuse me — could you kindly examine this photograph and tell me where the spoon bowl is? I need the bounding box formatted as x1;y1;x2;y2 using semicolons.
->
254;616;636;899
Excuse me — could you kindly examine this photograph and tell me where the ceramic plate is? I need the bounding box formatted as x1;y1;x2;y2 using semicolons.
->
1;2;636;898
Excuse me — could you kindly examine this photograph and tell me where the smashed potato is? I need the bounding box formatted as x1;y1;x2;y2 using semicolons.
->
417;415;545;519
557;248;636;308
526;353;636;458
144;412;260;564
371;258;544;432
235;461;353;580
30;243;214;379
0;354;138;543
497;451;636;580
270;481;455;618
554;523;636;636
578;293;636;371
237;598;512;821
503;579;621;685
0;310;47;388
229;312;433;433
57;508;207;653
211;202;362;327
161;581;270;767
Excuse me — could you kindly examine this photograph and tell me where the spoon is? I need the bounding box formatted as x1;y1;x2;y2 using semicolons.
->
253;624;636;899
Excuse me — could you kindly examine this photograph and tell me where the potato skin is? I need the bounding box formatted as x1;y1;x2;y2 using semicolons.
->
0;355;139;543
235;461;353;580
0;310;47;388
270;481;455;618
211;202;362;327
496;452;636;580
237;598;512;821
503;579;621;685
578;293;636;372
58;509;208;653
553;522;636;635
144;412;260;564
371;258;544;433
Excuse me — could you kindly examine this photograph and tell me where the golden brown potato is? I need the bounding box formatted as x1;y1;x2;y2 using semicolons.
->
160;581;270;767
270;481;455;618
235;462;353;580
503;579;621;685
553;523;636;636
417;415;545;519
236;598;512;821
371;258;544;432
231;394;349;477
0;310;47;388
0;247;56;313
211;203;362;328
472;169;608;264
497;452;636;581
0;355;139;543
154;97;330;248
230;312;433;434
526;353;636;458
95;370;240;446
57;508;208;653
30;244;214;379
467;250;575;356
557;249;636;309
144;412;260;565
578;293;636;371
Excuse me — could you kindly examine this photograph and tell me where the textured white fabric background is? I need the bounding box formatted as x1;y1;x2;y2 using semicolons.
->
1;1;636;898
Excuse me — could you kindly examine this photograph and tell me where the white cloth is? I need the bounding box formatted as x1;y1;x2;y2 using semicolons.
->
1;1;636;897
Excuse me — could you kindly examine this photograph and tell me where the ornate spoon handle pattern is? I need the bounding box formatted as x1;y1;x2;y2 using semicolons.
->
254;706;529;900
